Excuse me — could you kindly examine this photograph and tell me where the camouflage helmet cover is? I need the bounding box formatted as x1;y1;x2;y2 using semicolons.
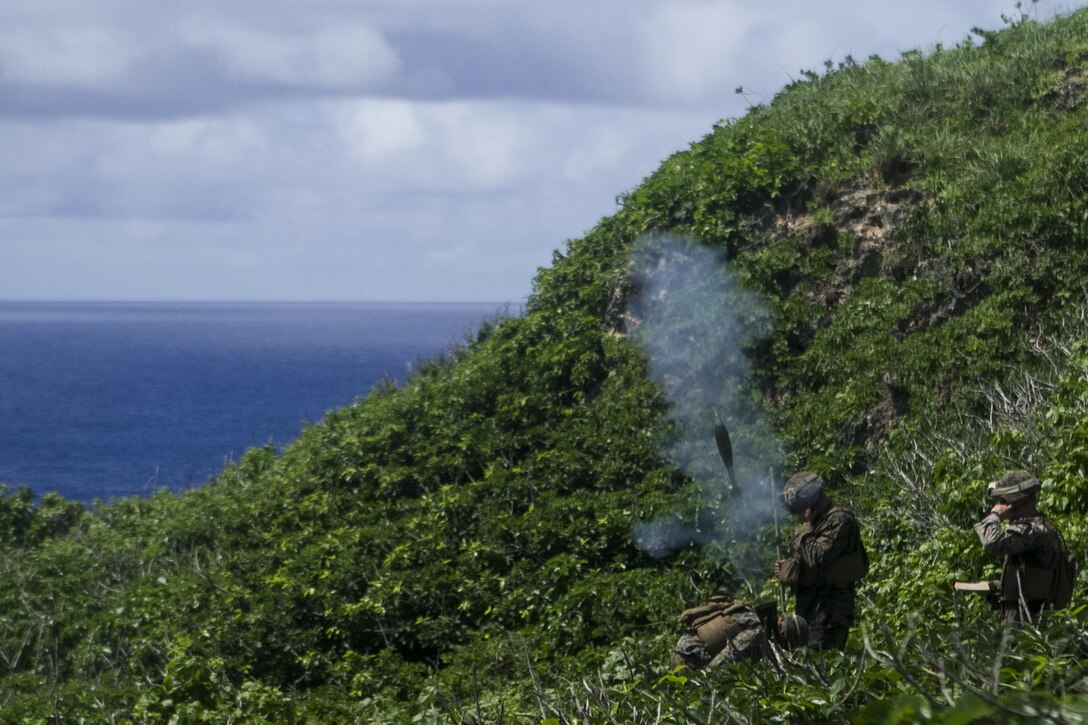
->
782;471;824;512
987;470;1041;503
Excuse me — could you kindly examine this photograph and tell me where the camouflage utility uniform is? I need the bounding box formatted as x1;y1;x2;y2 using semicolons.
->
781;497;865;650
670;597;766;669
974;512;1062;624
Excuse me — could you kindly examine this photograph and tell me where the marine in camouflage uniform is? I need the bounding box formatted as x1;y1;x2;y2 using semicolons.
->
775;472;868;651
670;596;808;669
670;596;766;669
974;470;1063;624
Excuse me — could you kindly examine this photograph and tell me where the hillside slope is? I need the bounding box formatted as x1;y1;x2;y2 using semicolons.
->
4;10;1088;722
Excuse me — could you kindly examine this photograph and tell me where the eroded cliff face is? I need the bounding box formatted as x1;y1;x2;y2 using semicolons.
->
609;173;924;315
601;173;929;458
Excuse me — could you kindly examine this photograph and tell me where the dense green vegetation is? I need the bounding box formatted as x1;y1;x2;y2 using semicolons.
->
5;9;1088;722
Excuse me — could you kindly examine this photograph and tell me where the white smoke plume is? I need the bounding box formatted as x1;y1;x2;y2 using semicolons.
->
627;234;786;571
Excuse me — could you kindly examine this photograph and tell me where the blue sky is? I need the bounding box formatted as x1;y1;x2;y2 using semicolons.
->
2;0;1085;303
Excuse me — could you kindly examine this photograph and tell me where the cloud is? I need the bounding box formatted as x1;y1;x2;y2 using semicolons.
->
334;100;427;162
180;21;402;89
0;1;1055;122
0;114;273;222
2;0;1087;304
335;97;639;191
0;25;135;87
143;117;270;171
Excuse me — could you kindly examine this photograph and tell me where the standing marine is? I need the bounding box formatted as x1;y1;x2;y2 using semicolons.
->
774;472;868;650
973;470;1068;624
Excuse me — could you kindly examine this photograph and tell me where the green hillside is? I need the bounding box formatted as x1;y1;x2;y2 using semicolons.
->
5;9;1088;723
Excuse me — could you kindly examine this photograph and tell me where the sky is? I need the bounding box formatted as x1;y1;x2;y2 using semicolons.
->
3;1;1087;303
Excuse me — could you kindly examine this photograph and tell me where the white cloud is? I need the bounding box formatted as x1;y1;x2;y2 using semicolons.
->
334;100;427;162
329;98;719;201
181;21;402;88
143;117;270;170
334;99;528;190
0;114;284;224
0;25;135;87
436;105;527;188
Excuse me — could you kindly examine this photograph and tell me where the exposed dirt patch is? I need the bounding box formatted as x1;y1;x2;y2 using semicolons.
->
1053;66;1088;111
604;261;640;337
768;176;926;310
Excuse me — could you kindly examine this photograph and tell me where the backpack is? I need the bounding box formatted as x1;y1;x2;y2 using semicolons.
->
1049;526;1077;610
822;507;869;586
675;596;755;660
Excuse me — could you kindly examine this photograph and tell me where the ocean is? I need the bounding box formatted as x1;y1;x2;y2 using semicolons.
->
0;301;512;504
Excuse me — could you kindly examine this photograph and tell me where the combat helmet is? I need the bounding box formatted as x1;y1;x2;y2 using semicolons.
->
782;472;824;512
780;614;809;649
987;470;1041;503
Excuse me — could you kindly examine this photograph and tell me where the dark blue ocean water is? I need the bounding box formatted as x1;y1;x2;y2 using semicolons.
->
0;301;510;504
